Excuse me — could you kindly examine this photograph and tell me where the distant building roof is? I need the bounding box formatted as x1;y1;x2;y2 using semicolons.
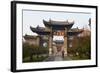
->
79;28;91;37
24;34;39;40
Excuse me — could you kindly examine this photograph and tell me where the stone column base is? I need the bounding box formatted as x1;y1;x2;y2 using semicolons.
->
64;48;67;57
49;48;52;56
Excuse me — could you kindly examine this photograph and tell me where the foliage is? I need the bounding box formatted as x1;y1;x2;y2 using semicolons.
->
23;43;49;62
77;36;91;59
68;36;91;59
23;55;48;62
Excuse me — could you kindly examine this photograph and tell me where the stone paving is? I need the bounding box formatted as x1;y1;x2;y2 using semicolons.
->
44;52;63;61
44;52;72;61
54;55;63;61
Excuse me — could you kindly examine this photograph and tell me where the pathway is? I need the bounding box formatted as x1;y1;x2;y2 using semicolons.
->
44;52;63;61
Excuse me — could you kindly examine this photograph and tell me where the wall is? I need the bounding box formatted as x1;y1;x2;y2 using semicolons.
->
0;0;99;73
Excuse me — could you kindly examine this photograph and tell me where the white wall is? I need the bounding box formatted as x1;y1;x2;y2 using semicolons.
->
0;0;99;73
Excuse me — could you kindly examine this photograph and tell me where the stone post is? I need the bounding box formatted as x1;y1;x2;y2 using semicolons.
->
63;28;67;56
49;27;53;56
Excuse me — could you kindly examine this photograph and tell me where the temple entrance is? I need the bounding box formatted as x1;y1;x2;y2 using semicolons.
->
30;19;83;58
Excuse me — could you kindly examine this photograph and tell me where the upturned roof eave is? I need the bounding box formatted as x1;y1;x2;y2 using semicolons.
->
30;26;50;34
43;19;74;28
67;30;83;36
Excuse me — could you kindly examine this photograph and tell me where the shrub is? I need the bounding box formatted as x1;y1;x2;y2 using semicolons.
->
23;43;49;62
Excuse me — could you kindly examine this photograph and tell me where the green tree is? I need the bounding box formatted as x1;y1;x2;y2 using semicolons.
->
78;36;91;59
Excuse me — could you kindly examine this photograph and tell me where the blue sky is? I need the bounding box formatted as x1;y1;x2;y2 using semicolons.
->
23;10;91;40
